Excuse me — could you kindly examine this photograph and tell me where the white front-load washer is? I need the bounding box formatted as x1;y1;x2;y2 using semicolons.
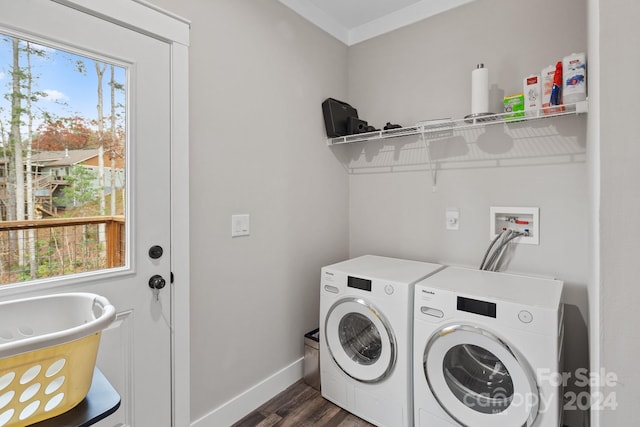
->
413;267;564;427
320;255;444;427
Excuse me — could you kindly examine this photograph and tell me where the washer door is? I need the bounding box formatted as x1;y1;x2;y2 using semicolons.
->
424;324;539;427
325;297;396;383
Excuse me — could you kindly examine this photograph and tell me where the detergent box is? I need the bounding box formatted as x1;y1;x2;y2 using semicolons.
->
504;93;524;121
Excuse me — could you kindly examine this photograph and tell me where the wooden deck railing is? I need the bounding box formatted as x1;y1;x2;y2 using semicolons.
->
0;216;125;284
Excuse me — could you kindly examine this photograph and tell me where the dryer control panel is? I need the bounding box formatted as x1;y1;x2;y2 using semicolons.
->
320;255;443;303
321;269;407;301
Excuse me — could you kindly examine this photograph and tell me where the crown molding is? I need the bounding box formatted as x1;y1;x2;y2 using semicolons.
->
279;0;475;46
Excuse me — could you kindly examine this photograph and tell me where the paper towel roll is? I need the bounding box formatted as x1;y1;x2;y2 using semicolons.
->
471;64;489;115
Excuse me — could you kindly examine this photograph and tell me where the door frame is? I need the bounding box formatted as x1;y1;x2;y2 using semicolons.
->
50;1;191;425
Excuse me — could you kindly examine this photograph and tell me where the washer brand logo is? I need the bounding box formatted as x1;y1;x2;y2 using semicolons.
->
422;290;436;295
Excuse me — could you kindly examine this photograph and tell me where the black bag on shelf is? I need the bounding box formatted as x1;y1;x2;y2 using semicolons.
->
322;98;358;137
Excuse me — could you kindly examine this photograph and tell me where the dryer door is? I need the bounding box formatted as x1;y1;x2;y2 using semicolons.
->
423;324;539;427
325;297;396;383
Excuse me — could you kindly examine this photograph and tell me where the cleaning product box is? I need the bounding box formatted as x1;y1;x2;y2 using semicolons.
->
541;63;565;114
523;74;541;115
504;93;524;120
541;64;555;113
563;52;587;104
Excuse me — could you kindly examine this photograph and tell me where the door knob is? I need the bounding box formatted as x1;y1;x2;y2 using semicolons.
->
149;275;166;301
149;275;166;290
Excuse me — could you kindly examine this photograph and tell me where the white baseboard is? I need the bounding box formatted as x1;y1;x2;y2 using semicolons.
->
191;357;304;427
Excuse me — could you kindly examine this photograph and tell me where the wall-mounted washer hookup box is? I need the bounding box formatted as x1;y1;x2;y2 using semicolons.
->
490;206;539;245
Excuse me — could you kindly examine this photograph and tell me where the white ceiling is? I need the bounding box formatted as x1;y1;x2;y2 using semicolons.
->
278;0;475;46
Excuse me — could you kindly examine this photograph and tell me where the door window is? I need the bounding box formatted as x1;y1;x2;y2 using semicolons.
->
442;344;514;414
0;33;127;285
339;312;382;365
423;324;539;426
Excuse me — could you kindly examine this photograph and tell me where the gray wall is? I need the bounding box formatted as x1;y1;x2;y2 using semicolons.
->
599;0;640;424
342;0;589;424
147;0;349;421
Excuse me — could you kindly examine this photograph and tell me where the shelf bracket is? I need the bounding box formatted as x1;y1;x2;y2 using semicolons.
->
419;132;437;192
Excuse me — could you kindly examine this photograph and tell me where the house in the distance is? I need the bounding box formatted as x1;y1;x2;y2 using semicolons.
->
30;148;125;215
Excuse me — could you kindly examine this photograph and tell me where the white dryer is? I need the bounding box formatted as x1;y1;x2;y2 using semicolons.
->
413;267;564;427
320;255;444;427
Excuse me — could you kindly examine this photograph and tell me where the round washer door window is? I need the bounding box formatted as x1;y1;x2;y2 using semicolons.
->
325;297;396;383
424;324;539;427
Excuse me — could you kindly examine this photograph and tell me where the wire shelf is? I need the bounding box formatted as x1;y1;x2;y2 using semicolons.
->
326;100;588;146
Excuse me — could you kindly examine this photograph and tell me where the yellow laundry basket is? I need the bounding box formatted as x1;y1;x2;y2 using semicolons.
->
0;293;116;426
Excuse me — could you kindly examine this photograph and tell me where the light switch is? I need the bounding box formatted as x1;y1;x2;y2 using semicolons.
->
232;214;250;237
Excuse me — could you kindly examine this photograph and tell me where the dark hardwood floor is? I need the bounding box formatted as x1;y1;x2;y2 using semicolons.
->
231;380;376;427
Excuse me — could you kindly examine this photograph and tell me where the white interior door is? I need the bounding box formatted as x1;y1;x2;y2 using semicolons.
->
0;2;180;426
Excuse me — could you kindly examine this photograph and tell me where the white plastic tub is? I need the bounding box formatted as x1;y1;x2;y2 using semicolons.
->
0;292;116;426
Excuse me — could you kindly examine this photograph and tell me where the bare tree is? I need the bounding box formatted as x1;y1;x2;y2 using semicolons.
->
95;61;106;246
8;38;23;266
0;117;7;280
25;41;36;277
110;65;117;215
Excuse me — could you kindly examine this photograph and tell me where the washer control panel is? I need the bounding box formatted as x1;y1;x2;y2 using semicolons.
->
414;285;558;333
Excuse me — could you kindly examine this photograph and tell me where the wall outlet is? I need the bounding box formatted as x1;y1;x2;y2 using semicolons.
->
231;214;250;237
446;208;460;230
490;207;539;245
